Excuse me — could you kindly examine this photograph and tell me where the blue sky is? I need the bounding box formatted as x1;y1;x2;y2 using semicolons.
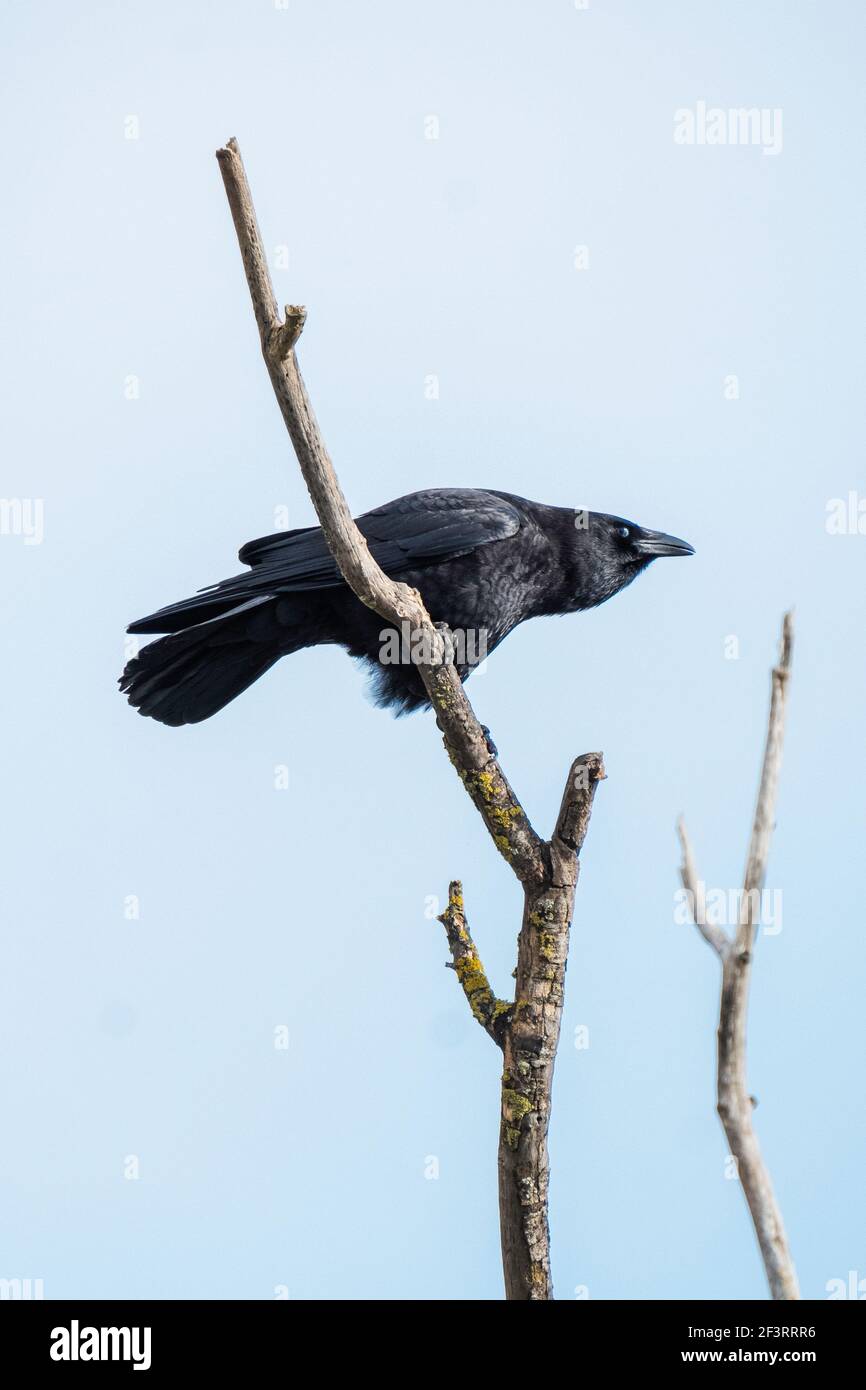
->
1;0;864;1299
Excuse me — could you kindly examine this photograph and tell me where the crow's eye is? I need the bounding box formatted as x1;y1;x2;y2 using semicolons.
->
616;525;630;539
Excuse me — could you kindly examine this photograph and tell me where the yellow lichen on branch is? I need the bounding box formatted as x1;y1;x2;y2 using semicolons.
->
437;881;513;1045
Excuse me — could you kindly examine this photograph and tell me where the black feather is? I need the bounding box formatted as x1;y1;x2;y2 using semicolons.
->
121;488;693;726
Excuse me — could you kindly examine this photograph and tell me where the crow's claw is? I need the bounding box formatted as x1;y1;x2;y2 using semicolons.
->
480;724;499;758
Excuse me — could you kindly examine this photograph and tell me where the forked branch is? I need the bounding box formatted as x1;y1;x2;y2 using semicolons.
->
216;137;604;1298
678;612;798;1300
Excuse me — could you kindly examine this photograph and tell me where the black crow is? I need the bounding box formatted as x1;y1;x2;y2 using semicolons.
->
120;488;693;726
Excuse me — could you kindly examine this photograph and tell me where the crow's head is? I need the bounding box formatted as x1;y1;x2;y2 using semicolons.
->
568;510;694;610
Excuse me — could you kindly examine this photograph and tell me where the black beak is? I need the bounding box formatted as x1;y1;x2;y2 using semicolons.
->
632;528;695;558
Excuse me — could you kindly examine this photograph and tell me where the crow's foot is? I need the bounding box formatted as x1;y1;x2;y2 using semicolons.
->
480;724;499;758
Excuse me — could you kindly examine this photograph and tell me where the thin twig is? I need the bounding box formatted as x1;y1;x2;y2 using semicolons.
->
740;611;794;935
679;612;799;1300
677;816;728;958
438;881;513;1045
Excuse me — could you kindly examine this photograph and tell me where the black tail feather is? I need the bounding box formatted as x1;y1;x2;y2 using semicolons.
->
120;613;281;726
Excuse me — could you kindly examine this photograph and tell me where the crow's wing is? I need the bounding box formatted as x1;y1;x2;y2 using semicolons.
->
129;489;523;633
238;488;522;583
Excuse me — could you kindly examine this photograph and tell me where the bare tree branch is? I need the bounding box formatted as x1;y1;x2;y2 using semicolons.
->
739;611;794;937
679;611;799;1301
216;137;547;888
498;750;605;1299
438;881;513;1045
677;816;728;958
216;137;604;1299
